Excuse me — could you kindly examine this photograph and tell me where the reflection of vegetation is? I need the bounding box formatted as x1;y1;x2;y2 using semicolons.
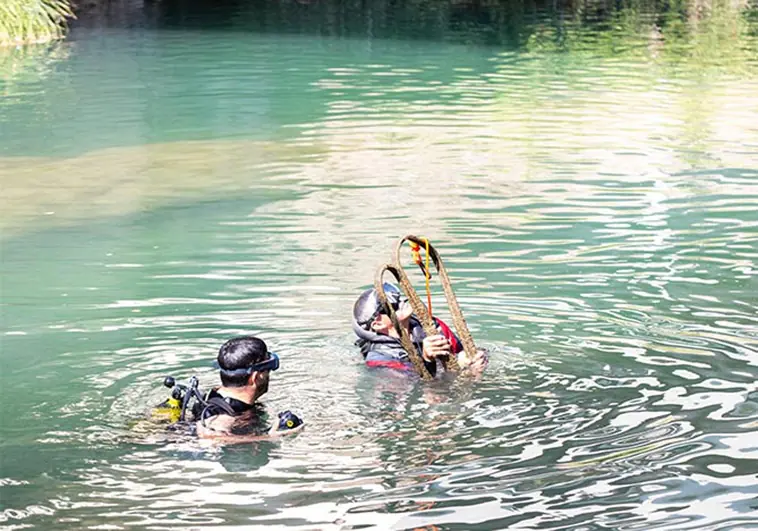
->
0;0;74;46
160;0;757;56
680;0;755;69
0;40;69;77
0;42;69;99
524;0;756;71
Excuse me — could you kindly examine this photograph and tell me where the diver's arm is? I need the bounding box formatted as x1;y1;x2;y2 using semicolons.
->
197;427;304;444
195;414;236;437
196;418;304;444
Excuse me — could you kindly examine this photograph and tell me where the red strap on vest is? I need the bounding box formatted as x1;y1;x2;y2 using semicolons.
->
434;317;461;353
366;359;413;371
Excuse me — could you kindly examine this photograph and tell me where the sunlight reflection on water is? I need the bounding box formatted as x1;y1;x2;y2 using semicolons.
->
1;20;758;530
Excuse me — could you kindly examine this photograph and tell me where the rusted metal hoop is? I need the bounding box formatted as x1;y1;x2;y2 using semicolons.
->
370;236;477;379
393;235;478;373
374;263;434;380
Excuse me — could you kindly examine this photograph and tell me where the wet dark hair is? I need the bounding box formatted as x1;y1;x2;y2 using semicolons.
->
217;336;268;388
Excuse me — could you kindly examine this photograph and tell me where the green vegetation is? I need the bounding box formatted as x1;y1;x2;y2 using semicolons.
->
0;0;74;47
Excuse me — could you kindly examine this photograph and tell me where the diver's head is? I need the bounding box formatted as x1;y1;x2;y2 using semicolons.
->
353;282;407;335
217;336;278;399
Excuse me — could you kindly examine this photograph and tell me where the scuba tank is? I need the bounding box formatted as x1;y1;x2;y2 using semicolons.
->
151;376;205;423
152;374;305;433
151;394;182;423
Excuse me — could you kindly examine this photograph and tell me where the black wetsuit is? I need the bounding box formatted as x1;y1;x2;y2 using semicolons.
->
193;389;269;436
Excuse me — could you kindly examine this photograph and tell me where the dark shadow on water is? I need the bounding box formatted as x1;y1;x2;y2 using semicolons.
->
69;0;758;51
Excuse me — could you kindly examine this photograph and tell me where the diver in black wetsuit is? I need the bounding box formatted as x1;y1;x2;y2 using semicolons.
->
193;336;302;439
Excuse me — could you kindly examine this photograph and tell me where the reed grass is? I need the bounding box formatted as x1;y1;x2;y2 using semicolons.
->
0;0;74;47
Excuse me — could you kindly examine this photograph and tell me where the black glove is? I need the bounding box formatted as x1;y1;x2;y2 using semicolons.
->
277;410;303;431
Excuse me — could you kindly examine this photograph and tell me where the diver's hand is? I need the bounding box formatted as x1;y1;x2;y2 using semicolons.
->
276;410;304;431
267;423;305;437
396;299;413;324
422;334;452;362
457;347;489;376
268;411;305;437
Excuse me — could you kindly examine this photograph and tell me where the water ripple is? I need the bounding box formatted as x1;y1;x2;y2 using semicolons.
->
1;19;757;531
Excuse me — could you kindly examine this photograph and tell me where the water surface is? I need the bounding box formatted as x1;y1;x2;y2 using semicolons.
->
1;4;758;529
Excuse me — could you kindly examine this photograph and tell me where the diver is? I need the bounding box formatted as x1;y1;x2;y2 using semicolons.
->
352;282;488;377
196;336;303;439
155;336;303;440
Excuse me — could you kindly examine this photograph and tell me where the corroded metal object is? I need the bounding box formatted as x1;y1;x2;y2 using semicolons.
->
373;235;478;379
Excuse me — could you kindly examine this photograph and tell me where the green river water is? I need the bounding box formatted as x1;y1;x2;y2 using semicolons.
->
1;2;758;529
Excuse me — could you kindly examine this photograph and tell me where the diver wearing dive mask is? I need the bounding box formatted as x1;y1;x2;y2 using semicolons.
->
193;336;302;437
351;282;469;376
